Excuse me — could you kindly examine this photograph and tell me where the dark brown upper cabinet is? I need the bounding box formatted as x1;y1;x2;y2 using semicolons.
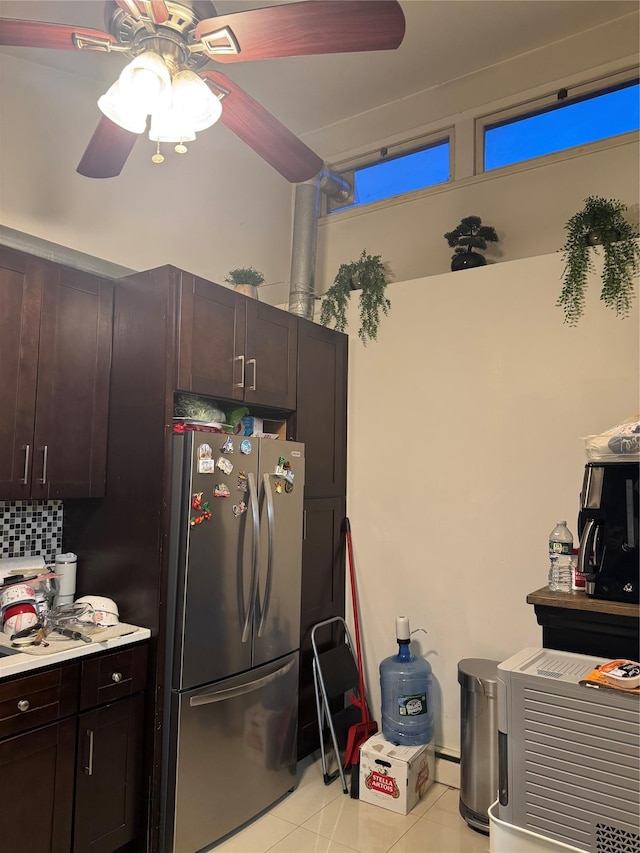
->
0;247;113;500
295;318;348;499
176;269;297;409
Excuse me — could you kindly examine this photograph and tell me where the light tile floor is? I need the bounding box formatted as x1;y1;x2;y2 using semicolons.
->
208;755;491;853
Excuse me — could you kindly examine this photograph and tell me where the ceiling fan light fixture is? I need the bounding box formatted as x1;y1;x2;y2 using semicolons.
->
118;50;172;113
149;109;196;144
97;81;149;134
171;70;223;132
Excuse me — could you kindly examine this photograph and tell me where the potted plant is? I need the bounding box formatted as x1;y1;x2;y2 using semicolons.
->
224;266;265;299
320;249;391;345
444;215;499;271
557;196;640;326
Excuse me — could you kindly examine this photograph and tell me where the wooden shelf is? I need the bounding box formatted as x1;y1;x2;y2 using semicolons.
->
527;586;639;660
527;586;640;619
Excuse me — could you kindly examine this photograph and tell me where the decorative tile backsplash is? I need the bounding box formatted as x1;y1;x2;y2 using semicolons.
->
0;501;63;563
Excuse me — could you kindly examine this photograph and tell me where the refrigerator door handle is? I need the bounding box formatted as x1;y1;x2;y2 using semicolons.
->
189;656;296;707
257;473;275;637
242;472;260;643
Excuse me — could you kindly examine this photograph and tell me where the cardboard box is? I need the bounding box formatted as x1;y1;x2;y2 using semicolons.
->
359;733;435;815
241;416;287;439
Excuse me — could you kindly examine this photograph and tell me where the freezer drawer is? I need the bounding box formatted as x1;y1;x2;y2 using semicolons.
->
165;652;299;853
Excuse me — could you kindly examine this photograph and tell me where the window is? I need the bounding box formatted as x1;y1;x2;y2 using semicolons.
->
328;137;450;214
483;78;639;171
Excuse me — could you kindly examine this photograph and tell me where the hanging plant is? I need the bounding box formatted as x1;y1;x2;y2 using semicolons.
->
320;249;390;345
557;196;640;325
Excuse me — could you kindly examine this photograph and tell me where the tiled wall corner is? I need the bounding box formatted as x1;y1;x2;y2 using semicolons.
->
0;501;63;563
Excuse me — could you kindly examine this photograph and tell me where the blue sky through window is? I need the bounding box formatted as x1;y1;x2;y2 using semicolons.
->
332;142;449;212
484;82;639;170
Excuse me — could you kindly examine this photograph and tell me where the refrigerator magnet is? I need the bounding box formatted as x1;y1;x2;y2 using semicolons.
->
285;481;293;494
198;443;213;459
275;480;283;494
240;439;252;455
190;493;212;526
214;484;231;498
221;437;234;454
232;501;247;517
216;457;233;475
237;472;248;492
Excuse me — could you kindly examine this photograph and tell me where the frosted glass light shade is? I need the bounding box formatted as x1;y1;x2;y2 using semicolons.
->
149;109;196;143
118;50;172;114
171;70;222;131
98;81;148;134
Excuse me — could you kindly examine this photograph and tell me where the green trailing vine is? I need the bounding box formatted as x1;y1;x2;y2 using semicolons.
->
557;196;640;326
320;249;390;345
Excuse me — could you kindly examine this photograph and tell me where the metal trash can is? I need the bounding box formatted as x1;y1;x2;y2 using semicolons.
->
457;658;499;834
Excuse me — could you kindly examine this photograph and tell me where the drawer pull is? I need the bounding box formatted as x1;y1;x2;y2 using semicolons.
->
111;672;123;683
17;699;30;712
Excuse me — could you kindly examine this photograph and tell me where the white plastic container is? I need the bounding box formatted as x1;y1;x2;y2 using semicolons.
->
489;802;586;853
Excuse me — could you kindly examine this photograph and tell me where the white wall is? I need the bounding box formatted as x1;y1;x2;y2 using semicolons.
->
0;53;295;300
342;252;639;754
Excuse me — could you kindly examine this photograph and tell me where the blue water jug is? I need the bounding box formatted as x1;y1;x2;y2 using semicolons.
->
380;616;433;746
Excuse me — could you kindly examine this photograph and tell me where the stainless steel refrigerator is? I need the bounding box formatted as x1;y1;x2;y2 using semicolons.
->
161;431;305;853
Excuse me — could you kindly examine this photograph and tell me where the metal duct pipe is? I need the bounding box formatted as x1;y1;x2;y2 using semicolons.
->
288;168;351;320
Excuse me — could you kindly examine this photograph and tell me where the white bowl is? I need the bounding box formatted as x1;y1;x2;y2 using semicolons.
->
74;595;119;627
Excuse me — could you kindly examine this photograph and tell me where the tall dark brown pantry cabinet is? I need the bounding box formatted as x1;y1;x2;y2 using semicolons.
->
295;318;348;757
0;247;113;500
64;266;348;851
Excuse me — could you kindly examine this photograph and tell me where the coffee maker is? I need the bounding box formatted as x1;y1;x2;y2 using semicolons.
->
577;461;639;603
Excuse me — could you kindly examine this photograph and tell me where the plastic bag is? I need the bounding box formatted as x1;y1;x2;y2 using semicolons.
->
583;416;640;462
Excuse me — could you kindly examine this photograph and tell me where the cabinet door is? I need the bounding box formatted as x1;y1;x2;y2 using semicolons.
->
0;247;43;499
0;248;113;500
0;717;76;853
298;497;346;757
244;299;297;409
32;263;113;500
295;319;347;498
177;272;297;409
74;692;145;853
177;271;246;401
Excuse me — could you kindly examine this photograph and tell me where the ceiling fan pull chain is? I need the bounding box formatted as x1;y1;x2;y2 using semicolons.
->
175;141;188;155
152;141;164;164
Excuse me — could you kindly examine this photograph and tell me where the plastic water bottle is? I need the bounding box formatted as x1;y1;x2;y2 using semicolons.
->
547;521;573;592
380;616;434;746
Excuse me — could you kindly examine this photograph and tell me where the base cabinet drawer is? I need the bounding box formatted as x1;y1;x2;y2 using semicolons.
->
74;692;145;853
0;717;76;853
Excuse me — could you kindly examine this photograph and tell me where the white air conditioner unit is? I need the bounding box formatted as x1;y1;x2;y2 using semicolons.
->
496;647;640;853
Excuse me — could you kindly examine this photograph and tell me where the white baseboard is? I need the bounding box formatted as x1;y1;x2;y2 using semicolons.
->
434;752;460;788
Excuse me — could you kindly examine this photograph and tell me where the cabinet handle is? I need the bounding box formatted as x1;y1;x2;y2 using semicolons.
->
37;445;48;484
17;699;30;712
19;445;30;484
234;354;245;388
247;358;257;391
85;729;94;776
111;672;123;683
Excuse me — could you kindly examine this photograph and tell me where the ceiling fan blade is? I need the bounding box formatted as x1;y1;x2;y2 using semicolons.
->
115;1;170;24
195;0;405;62
76;117;139;179
0;18;116;50
200;71;323;183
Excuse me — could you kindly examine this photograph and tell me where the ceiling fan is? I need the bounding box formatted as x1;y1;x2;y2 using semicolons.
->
0;0;406;181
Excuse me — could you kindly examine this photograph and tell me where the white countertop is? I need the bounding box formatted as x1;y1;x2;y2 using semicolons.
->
0;625;151;680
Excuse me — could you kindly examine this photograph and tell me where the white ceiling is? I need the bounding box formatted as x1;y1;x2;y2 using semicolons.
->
1;0;637;143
